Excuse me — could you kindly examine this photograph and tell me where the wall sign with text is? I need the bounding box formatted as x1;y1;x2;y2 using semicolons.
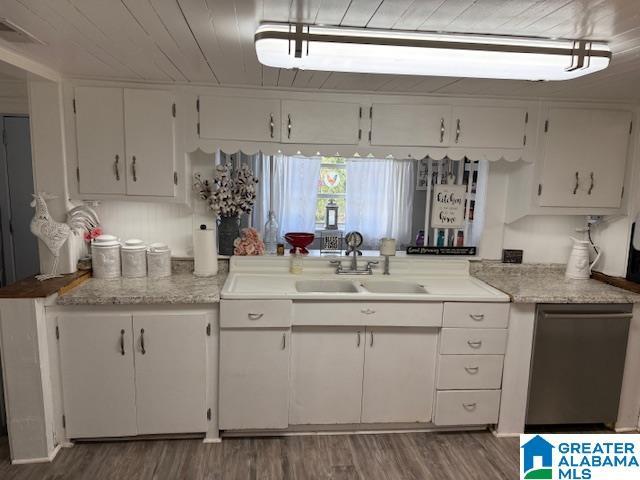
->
430;184;466;228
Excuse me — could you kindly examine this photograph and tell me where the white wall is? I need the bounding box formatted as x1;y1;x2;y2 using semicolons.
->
0;75;28;114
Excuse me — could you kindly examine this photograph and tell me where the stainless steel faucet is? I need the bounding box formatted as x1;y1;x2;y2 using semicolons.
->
330;231;378;275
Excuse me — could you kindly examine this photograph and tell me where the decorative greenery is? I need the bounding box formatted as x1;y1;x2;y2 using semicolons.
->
194;163;258;218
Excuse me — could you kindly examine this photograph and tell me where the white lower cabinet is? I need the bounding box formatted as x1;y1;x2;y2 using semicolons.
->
289;327;365;425
434;390;501;426
361;327;438;423
58;313;137;438
132;314;207;434
57;311;209;439
219;328;290;430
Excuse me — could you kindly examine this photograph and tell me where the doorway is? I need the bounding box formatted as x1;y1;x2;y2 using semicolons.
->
0;115;39;287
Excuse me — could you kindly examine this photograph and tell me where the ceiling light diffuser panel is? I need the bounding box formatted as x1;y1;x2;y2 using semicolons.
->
255;23;610;81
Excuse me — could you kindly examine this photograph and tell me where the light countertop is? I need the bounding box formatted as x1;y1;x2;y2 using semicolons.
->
471;262;640;304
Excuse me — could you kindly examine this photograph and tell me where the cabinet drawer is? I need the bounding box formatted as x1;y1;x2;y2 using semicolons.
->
443;303;509;328
439;328;507;355
293;301;443;327
434;390;501;426
437;355;504;390
221;300;292;328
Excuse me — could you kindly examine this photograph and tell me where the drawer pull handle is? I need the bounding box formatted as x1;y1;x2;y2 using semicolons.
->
247;313;264;320
281;333;286;350
370;331;374;347
120;329;125;356
361;308;376;315
467;340;483;349
464;366;480;374
357;331;361;347
469;314;485;321
462;402;477;411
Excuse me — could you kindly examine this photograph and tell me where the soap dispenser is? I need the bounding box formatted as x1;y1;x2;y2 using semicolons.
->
290;247;303;274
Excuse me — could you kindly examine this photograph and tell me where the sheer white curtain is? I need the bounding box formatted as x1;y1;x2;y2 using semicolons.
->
346;158;415;249
272;155;321;238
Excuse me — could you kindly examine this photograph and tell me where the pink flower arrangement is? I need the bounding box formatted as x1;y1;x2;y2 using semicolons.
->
233;228;265;256
84;227;103;243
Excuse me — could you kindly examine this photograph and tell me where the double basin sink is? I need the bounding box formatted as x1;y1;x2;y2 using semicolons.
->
295;279;429;295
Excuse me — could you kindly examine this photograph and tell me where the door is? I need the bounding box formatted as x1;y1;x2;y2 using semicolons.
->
0;116;39;285
124;89;175;197
219;328;290;430
289;327;365;425
370;103;451;146
199;96;280;142
75;87;126;195
538;108;631;208
133;313;208;434
361;327;438;423
452;106;527;149
57;313;137;438
282;100;360;144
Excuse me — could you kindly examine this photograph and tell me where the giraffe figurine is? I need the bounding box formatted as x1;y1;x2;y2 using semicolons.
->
30;192;99;281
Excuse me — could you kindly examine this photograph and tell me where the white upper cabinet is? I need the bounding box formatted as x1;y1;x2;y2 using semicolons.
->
57;313;137;439
289;327;365;425
199;95;281;142
123;89;176;197
538;108;632;208
281;100;361;144
451;106;528;149
132;313;208;435
361;327;438;423
75;87;126;195
370;103;451;147
74;87;176;198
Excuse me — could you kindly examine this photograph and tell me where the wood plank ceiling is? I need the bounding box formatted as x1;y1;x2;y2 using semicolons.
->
2;0;640;101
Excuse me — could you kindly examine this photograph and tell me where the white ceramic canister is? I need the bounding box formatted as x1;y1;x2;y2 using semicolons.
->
121;238;147;278
147;243;171;278
91;235;121;279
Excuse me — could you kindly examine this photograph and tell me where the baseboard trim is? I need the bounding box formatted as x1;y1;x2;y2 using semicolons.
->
11;444;63;465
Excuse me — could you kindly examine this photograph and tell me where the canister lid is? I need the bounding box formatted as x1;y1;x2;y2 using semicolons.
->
92;234;120;247
122;238;147;250
148;242;170;253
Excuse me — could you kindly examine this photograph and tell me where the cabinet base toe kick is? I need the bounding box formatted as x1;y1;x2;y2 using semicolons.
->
220;423;494;438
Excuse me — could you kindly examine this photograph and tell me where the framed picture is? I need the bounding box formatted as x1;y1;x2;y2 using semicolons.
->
431;184;466;228
416;159;430;190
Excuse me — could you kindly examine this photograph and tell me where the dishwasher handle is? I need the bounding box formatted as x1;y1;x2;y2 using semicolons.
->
542;312;633;320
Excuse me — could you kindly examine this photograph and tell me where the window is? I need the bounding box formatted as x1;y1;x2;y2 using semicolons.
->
316;157;346;229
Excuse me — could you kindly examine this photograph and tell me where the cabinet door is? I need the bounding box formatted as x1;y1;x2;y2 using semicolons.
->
75;87;126;195
57;313;136;438
289;327;365;424
370;103;451;146
124;89;175;197
539;108;631;208
133;313;207;434
282;100;360;144
361;327;438;423
452;106;527;149
219;328;290;430
199;96;280;142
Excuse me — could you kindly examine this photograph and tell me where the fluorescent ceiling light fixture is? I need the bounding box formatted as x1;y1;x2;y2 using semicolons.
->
255;23;610;81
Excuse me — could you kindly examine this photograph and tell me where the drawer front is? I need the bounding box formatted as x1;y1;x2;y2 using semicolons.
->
439;328;508;355
434;390;501;426
443;302;509;328
437;355;504;390
220;300;292;328
293;301;443;327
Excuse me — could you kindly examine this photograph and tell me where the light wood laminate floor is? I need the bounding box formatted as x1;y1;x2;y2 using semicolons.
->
0;431;519;480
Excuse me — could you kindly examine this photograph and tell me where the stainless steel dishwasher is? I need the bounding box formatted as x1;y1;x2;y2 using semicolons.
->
526;304;632;425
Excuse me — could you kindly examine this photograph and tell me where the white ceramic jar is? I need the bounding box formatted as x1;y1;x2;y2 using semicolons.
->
121;239;147;278
91;235;121;279
147;243;171;278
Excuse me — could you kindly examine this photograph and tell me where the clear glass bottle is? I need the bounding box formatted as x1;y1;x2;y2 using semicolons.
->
264;210;279;255
290;247;303;274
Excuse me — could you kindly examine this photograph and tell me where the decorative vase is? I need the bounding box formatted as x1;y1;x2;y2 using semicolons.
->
218;215;240;256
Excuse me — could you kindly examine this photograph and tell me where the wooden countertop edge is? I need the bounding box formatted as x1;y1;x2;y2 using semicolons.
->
0;271;91;299
591;271;640;295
